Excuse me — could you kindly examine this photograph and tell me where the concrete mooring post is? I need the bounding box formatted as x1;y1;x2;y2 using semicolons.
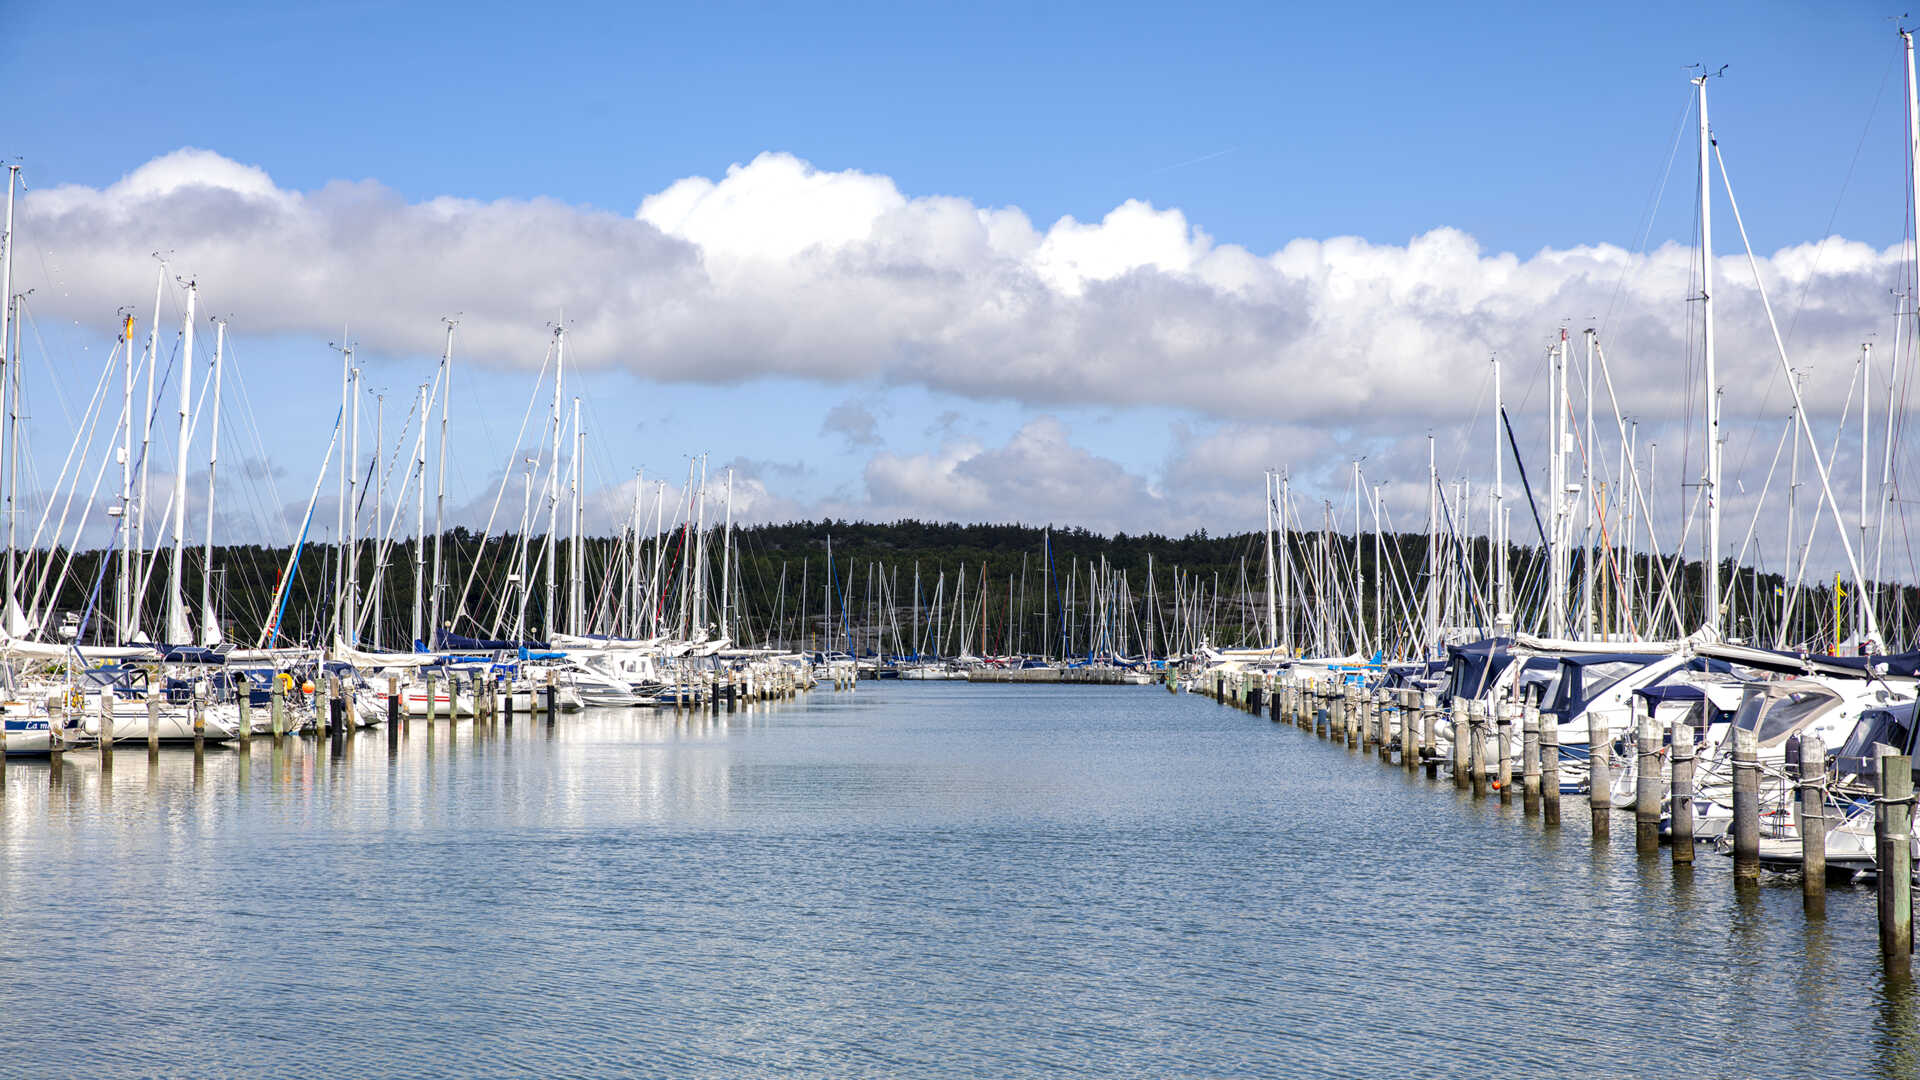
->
1635;716;1663;854
1876;750;1914;973
1799;734;1827;916
146;689;160;759
1669;722;1695;865
270;679;285;741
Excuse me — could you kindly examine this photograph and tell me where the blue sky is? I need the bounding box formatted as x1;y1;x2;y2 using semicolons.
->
17;1;1905;253
5;1;1919;557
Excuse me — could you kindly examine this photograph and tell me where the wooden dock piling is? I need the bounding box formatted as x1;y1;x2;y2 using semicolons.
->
1450;699;1469;789
1669;722;1694;865
1799;734;1826;915
1468;703;1488;798
1402;690;1419;772
236;677;251;748
1731;726;1761;879
1521;693;1541;814
1588;709;1611;841
1877;751;1913;973
1635;716;1662;854
99;691;114;771
1495;700;1512;802
1540;702;1561;828
1421;692;1437;778
1375;692;1391;761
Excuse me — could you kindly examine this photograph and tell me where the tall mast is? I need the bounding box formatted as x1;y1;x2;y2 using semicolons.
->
1263;471;1278;650
544;327;563;638
1549;331;1568;639
119;312;135;642
693;455;708;635
1425;436;1438;654
1861;341;1872;643
168;281;195;644
412;380;429;648
629;470;643;636
1889;31;1920;610
1491;352;1507;624
201;315;224;645
0;166;13;618
1696;68;1723;636
1784;397;1799;648
515;457;533;642
569;395;583;635
1371;483;1383;657
136;265;163;635
1582;328;1596;638
372;390;384;650
429;320;452;643
1351;460;1364;654
1280;473;1291;654
4;289;17;625
346;363;361;646
719;467;734;642
334;343;349;647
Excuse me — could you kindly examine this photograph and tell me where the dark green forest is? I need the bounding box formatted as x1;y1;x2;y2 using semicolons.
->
28;519;1920;656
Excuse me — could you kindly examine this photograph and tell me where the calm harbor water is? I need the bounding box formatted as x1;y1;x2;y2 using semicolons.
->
2;682;1916;1078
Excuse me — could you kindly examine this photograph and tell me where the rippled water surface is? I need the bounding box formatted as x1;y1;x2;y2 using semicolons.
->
3;682;1918;1078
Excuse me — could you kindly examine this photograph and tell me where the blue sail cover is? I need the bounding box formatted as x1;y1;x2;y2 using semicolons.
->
436;629;549;652
154;645;229;665
1445;638;1514;703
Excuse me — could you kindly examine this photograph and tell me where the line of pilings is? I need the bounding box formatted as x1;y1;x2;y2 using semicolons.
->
5;664;818;801
1195;666;1915;979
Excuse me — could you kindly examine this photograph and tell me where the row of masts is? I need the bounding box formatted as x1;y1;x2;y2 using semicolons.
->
1251;48;1920;661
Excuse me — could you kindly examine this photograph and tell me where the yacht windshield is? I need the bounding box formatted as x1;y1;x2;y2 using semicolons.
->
1577;661;1645;706
1741;688;1837;744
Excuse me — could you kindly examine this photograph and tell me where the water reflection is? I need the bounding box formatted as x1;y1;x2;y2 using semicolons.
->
3;684;1919;1077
